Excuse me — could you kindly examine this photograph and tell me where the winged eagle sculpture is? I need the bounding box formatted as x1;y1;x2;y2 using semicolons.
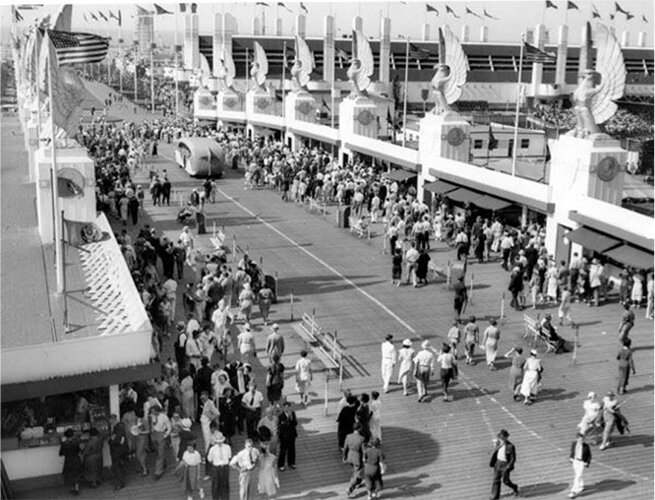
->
250;41;269;91
430;26;468;116
346;20;374;97
290;34;314;92
570;22;625;138
217;47;236;91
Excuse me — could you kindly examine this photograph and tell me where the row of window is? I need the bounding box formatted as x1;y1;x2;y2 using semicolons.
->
473;138;530;149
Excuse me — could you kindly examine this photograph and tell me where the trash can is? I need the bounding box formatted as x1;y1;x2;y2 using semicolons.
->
337;205;351;228
196;211;207;234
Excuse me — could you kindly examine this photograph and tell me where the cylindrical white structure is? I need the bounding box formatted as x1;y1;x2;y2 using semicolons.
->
555;25;568;88
379;17;391;83
224;14;236;57
184;14;199;70
252;17;261;35
621;31;630;47
324;15;335;83
276;18;282;36
354;16;363;32
213;13;223;77
637;31;646;47
480;26;488;42
295;14;306;38
422;24;430;41
461;25;470;43
578;23;590;76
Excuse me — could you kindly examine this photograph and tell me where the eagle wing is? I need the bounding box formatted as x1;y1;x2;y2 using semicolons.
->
442;26;468;105
223;48;236;88
253;41;269;87
295;34;314;88
354;28;374;92
590;22;625;125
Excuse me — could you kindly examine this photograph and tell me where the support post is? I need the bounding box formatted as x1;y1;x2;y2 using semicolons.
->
572;325;579;365
290;288;294;321
469;273;474;306
500;292;506;324
324;370;329;417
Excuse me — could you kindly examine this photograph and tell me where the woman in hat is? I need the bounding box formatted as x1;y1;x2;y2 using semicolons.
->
504;346;526;401
397;339;415;396
577;392;601;442
519;350;543;405
175;440;203;500
481;319;501;371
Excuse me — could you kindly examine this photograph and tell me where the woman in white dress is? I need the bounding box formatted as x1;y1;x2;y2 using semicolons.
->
631;273;644;308
520;350;543;405
481;319;500;371
545;261;559;303
396;339;415;396
369;391;382;442
257;447;280;499
577;392;601;441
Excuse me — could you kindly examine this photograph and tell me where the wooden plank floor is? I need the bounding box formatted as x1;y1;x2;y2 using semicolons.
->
13;87;654;500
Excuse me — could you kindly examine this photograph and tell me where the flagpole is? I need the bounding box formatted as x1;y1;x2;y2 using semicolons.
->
106;25;110;85
46;34;64;294
150;38;155;113
119;23;123;95
174;14;180;118
282;40;286;122
511;34;525;178
402;36;410;147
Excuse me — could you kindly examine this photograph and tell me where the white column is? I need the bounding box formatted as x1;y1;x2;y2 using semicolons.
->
224;14;236;56
460;25;470;43
621;31;630;47
213;13;223;77
531;23;545;96
578;23;590;75
276;18;282;36
480;26;488;42
323;15;335;83
555;25;568;88
252;17;261;35
295;14;306;38
379;17;391;83
353;16;363;32
422;24;430;41
637;32;646;47
109;384;120;417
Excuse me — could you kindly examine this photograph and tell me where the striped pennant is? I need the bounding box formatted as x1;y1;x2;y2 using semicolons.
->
524;42;556;63
47;28;109;66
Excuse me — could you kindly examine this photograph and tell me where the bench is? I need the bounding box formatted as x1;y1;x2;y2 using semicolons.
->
523;313;555;353
292;313;345;377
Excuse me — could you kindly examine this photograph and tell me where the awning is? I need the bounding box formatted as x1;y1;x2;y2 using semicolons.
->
1;363;161;403
604;244;654;270
566;226;622;253
345;142;420;171
473;195;513;211
423;179;458;195
569;210;654;252
445;187;481;204
384;169;417;183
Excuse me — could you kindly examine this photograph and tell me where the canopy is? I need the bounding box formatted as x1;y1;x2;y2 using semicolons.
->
604;244;654;270
423;179;458;195
473;195;513;211
446;187;481;204
384;169;417;183
566;227;621;253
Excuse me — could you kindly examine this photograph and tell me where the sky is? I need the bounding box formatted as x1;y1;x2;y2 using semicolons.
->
1;1;654;46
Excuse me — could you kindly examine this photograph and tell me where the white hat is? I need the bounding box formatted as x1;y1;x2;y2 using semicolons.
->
271;323;279;331
421;340;430;349
586;392;596;400
530;349;538;356
180;418;192;429
212;432;226;443
402;339;412;347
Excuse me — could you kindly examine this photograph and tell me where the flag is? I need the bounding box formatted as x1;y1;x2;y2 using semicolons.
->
179;3;186;13
83;12;88;23
386;108;397;130
321;98;330;111
282;45;294;67
256;2;270;6
109;10;122;26
47;29;109;65
614;2;629;15
17;4;43;9
136;6;151;16
90;12;98;21
277;2;292;12
98;11;108;22
524;41;556;63
409;43;430;60
154;4;173;15
488;126;498;150
591;5;601;18
626;12;634;20
466;7;483;19
445;5;460;18
609;13;615;20
426;4;439;15
545;0;558;9
13;6;24;22
300;2;308;14
567;1;579;10
643;14;648;23
484;9;499;20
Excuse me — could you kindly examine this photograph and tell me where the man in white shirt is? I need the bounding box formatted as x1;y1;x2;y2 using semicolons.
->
242;383;264;441
405;242;420;287
185;330;202;370
200;392;220;453
207;432;232;500
568;433;591;498
380;334;397;393
413;340;436;402
149;406;171;479
230;439;260;500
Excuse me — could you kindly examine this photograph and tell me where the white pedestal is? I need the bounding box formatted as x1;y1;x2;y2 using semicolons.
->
419;113;471;163
549;134;626;205
246;89;274;116
26;118;39;183
339;96;379;139
35;147;96;244
285;91;317;124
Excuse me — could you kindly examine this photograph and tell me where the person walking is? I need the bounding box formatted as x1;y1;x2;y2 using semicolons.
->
577;392;601;441
369;391;382;442
464;316;480;365
206;432;232;500
482;319;501;371
82;427;103;488
230;439;260;500
175;440;203;500
295;350;313;406
558;285;573;326
519;350;543;405
489;429;519;500
131;417;150;476
278;401;298;471
200;392;221;453
380;334;397;393
391;247;403;287
504;347;526;401
617;338;637;395
568;433;592;499
257;446;280;499
405;241;420;287
453;276;468;319
436;343;457;402
617;302;635;345
107;414;129;491
337;395;358;451
258;283;274;325
343;424;366;498
413;340;436;402
265;324;285;363
237;324;257;362
363;438;385;500
242;383;264;441
150;405;172;480
59;428;83;496
396;339;415;396
266;354;285;405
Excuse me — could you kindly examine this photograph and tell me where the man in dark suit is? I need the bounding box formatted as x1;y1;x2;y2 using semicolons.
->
489;429;519;500
278;401;298;470
343;424;366;498
568;433;592;498
107;414;129;491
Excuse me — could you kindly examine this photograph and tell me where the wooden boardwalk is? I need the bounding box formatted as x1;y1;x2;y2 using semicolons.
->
10;89;654;500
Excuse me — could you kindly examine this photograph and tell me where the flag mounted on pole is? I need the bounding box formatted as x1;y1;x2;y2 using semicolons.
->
83;12;88;23
483;9;499;20
190;3;197;13
300;2;308;14
592;5;601;18
154;4;174;15
321;98;330;111
137;5;152;16
109;10;122;26
465;7;483;19
97;11;108;22
523;41;556;63
445;5;460;18
567;1;579;10
179;3;187;13
277;2;292;13
409;43;430;60
426;4;439;15
13;6;24;22
46;29;110;65
488;125;498;150
545;0;558;9
89;12;98;21
642;14;649;23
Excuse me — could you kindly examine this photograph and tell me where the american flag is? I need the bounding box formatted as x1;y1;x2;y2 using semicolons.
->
523;42;556;63
47;29;109;66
